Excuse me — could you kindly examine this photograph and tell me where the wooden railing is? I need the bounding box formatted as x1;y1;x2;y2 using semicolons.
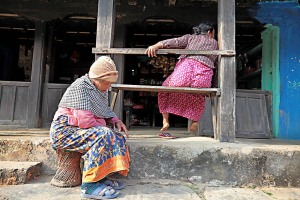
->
93;48;235;139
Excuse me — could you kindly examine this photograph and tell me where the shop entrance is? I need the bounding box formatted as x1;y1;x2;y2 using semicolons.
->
121;17;274;138
123;18;193;128
200;24;277;138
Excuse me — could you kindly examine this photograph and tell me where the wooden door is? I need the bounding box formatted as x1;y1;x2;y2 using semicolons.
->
199;90;271;138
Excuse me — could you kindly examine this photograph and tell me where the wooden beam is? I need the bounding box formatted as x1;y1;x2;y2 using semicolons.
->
116;5;217;24
111;84;221;95
27;21;46;128
217;0;236;142
96;0;115;51
92;48;236;56
45;25;54;83
112;23;126;119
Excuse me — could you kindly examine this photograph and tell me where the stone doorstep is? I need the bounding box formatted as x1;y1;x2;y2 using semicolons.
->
0;161;42;185
1;133;300;187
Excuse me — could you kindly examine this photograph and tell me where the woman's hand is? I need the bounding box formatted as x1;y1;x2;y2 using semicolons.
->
145;42;163;57
145;45;158;57
115;121;129;138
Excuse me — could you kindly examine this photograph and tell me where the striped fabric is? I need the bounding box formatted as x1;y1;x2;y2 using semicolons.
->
58;74;117;119
161;34;218;68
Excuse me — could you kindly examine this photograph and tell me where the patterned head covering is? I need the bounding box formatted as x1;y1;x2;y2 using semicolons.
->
58;74;117;118
89;56;118;83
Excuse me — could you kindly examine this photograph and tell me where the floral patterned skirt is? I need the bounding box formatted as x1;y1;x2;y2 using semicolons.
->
50;115;130;183
158;58;213;121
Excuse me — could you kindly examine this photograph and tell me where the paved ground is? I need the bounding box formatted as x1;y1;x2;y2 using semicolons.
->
1;127;300;199
0;175;300;200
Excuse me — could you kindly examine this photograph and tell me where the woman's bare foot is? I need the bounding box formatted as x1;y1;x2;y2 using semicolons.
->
160;122;170;131
189;121;198;132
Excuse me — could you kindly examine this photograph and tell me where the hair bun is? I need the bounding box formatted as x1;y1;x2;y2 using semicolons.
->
193;23;214;35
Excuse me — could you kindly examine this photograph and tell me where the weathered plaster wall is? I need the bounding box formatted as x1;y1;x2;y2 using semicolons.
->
250;1;300;140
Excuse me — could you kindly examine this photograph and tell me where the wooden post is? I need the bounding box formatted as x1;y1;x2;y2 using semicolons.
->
27;21;46;128
113;23;126;118
96;0;115;106
96;0;115;59
217;0;236;142
45;24;55;83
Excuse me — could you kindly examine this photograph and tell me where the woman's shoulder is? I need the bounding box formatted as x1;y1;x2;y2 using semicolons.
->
72;74;94;89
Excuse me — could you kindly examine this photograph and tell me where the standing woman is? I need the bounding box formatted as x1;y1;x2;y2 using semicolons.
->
50;56;130;199
145;23;218;133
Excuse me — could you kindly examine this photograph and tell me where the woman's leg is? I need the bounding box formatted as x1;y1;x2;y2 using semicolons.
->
189;120;199;132
161;112;170;131
51;116;128;199
51;116;130;179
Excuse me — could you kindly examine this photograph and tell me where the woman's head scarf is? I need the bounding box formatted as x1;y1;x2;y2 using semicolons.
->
58;57;119;118
89;56;118;83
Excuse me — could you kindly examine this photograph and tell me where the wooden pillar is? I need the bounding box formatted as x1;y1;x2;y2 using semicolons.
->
217;0;236;142
113;23;125;118
96;0;115;59
96;0;116;108
45;24;55;83
45;24;56;83
27;21;46;128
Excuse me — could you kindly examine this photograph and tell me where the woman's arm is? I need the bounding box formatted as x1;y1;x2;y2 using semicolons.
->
145;35;190;57
145;42;163;57
72;109;99;129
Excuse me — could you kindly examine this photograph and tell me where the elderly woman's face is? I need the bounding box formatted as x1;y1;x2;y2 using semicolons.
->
93;80;112;92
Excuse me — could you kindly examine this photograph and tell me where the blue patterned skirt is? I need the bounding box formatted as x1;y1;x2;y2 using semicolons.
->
50;115;130;183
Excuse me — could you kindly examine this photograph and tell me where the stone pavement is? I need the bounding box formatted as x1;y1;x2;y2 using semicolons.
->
0;175;300;200
1;127;300;200
1;128;300;187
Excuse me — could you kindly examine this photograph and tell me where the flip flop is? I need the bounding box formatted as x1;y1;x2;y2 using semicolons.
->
158;132;176;139
103;179;125;190
81;182;120;199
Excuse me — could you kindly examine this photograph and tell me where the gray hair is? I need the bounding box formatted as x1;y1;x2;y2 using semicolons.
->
193;23;214;35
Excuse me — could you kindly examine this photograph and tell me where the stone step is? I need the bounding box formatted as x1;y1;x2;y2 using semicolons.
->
0;161;42;185
1;129;300;187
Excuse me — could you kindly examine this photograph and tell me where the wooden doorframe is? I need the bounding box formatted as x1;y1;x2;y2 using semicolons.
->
95;0;236;142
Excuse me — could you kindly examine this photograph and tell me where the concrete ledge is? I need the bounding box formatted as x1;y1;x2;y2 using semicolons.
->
129;141;300;187
0;129;300;187
0;161;42;185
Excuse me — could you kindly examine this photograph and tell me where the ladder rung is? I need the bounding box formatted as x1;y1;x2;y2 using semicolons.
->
110;84;221;96
92;48;235;56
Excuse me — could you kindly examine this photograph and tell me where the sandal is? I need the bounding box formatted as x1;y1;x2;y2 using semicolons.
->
81;182;120;199
103;179;125;190
158;132;176;139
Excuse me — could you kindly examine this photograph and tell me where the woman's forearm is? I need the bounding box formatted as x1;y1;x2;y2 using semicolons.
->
153;42;164;49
